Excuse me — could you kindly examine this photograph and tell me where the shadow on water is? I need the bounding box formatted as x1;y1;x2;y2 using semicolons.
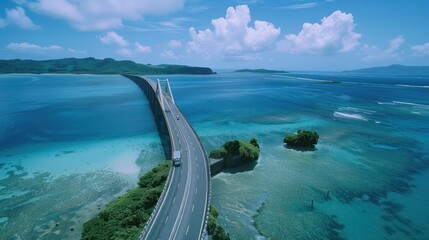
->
222;161;258;174
124;75;171;160
283;144;317;152
154;115;171;160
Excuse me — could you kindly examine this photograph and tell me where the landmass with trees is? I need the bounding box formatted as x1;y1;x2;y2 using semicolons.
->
210;138;260;171
0;57;214;75
208;205;230;240
81;161;170;240
284;130;319;148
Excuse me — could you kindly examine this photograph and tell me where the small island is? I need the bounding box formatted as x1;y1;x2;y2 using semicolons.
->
284;130;319;148
0;57;214;75
235;68;289;74
209;138;260;175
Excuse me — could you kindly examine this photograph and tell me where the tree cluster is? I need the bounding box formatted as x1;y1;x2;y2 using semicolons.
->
207;205;230;240
209;138;260;163
284;129;319;147
82;162;170;240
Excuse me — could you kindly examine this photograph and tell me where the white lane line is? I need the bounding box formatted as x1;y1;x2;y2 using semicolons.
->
192;204;195;212
173;196;176;204
195;187;198;194
197;174;199;180
170;112;193;240
165;216;169;224
193;147;196;151
178;182;180;188
185;225;190;236
142;127;177;237
162;89;210;239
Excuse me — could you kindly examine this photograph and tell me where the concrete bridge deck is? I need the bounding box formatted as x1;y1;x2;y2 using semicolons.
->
123;75;211;240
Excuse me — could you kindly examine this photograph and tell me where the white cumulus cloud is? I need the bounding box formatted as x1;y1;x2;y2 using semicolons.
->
161;50;179;59
29;0;185;31
30;0;84;22
5;42;86;58
362;35;405;61
286;3;318;10
386;35;404;54
68;48;87;55
188;5;281;59
7;42;62;51
168;40;182;48
135;42;151;53
411;42;429;57
100;31;129;47
0;7;39;29
99;33;152;57
278;10;361;54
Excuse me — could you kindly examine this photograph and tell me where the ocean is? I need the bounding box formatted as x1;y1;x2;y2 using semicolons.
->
0;72;428;239
0;74;165;239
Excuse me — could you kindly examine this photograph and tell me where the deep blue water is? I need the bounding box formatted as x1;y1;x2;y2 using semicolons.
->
0;74;158;150
1;72;428;239
0;75;164;238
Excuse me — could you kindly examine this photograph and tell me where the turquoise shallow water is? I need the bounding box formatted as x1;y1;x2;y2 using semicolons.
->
0;72;428;239
0;75;165;239
163;72;428;240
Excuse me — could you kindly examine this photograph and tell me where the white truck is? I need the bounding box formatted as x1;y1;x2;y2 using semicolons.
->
173;150;181;167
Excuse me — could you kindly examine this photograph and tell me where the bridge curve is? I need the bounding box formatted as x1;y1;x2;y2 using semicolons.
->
123;75;211;240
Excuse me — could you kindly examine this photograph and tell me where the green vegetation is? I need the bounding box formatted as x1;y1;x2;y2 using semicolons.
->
284;130;319;147
250;137;259;148
208;147;228;159
81;161;171;240
209;138;260;163
207;205;230;240
213;226;230;240
235;68;289;74
207;205;218;235
0;57;214;75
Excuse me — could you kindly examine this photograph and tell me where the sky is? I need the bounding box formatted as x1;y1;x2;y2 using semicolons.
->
1;0;429;71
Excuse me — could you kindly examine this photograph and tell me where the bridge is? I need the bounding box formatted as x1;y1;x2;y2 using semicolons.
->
123;75;211;240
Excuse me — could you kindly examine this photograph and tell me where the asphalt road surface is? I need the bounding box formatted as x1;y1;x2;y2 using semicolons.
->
143;79;210;240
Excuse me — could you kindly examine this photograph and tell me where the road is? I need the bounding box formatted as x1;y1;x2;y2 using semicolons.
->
142;78;210;240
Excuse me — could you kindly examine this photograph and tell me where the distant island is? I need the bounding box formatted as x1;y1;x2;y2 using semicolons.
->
0;57;214;75
345;64;429;75
235;68;289;74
